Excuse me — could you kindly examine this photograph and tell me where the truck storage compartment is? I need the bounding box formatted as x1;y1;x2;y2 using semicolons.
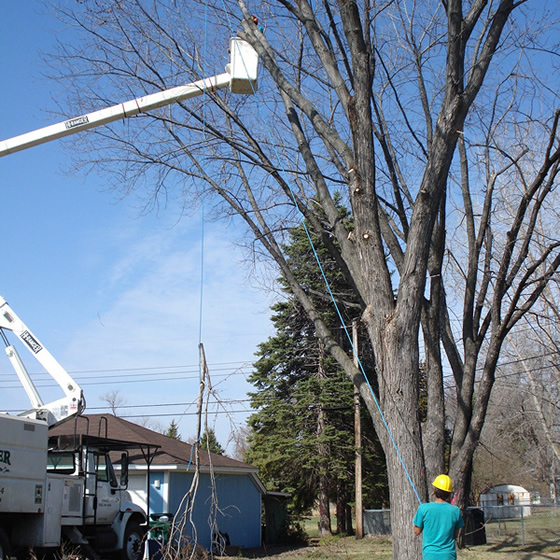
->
0;416;47;513
11;476;64;548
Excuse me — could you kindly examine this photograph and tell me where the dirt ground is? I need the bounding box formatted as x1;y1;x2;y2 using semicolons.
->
233;536;560;560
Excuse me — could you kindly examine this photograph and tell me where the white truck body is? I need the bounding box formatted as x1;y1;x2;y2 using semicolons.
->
0;416;47;515
0;292;147;560
0;414;146;559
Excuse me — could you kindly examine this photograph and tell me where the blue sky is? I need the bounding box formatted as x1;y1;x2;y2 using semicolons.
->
0;3;275;453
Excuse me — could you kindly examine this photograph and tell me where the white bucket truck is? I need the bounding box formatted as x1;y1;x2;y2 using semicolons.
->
0;296;146;560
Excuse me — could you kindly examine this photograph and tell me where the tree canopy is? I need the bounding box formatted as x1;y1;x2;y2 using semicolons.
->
48;1;560;556
245;217;387;533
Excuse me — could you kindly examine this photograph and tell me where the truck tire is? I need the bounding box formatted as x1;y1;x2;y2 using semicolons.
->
120;520;145;560
0;529;10;560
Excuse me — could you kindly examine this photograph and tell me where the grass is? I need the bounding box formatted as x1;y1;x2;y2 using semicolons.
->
238;535;560;559
236;511;560;560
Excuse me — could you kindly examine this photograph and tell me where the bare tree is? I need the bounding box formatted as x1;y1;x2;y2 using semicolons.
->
101;390;127;415
468;169;560;501
473;336;560;500
230;424;251;462
46;1;560;557
100;391;167;432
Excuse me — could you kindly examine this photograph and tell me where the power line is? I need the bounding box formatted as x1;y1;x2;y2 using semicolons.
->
0;359;255;378
118;409;251;419
0;361;256;388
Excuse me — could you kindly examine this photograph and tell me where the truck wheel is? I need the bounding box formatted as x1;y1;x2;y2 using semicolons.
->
120;521;145;560
0;529;10;560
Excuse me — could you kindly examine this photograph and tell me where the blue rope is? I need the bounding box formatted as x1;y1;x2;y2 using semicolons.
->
301;221;422;505
281;186;422;505
215;9;422;505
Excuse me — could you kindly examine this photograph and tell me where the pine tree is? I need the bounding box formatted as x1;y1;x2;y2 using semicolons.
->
165;419;181;440
200;429;225;455
245;206;387;534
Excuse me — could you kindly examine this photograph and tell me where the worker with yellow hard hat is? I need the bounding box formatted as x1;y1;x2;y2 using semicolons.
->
413;474;465;559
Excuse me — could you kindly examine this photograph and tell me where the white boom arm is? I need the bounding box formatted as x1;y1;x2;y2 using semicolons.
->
0;38;258;157
0;295;84;426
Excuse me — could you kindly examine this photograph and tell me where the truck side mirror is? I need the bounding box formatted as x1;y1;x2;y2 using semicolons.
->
120;452;129;487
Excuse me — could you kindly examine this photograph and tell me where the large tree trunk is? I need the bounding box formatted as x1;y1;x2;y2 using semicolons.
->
421;202;448;483
421;304;446;484
317;476;332;538
360;309;427;559
317;355;332;538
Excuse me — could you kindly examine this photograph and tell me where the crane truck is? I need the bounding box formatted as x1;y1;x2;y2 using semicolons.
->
0;36;259;560
0;296;147;560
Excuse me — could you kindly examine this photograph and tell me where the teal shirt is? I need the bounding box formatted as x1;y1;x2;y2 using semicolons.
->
413;501;465;559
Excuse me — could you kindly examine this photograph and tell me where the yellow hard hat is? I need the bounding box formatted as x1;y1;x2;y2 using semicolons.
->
432;474;453;493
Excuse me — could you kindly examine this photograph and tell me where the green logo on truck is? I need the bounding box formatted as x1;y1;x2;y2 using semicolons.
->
0;449;10;472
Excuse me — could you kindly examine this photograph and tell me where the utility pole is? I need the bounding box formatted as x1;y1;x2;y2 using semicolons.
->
353;319;363;539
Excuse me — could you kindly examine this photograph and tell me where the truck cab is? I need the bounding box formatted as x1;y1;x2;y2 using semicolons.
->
48;442;124;525
46;425;150;560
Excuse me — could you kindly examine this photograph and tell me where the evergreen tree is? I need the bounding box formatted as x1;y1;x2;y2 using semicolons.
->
201;428;225;455
165;419;181;440
246;207;387;534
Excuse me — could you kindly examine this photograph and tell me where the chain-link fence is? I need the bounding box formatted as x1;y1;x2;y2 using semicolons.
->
363;503;560;550
363;509;392;536
479;503;560;548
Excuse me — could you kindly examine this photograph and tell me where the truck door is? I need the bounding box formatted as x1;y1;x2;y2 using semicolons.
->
85;452;120;525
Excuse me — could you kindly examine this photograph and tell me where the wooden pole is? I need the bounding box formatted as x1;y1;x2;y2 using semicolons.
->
353;320;364;539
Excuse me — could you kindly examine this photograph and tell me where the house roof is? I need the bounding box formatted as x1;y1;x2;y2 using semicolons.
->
480;484;530;494
49;414;258;474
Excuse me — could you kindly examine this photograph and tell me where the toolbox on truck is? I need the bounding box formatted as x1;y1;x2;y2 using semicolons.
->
0;415;48;513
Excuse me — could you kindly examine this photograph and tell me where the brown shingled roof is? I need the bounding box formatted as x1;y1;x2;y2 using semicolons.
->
49;414;257;473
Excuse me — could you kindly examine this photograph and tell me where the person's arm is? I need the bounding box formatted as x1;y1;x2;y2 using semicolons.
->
454;507;465;539
413;506;423;537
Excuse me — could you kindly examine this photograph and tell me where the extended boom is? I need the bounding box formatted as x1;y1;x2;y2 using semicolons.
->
0;37;258;157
